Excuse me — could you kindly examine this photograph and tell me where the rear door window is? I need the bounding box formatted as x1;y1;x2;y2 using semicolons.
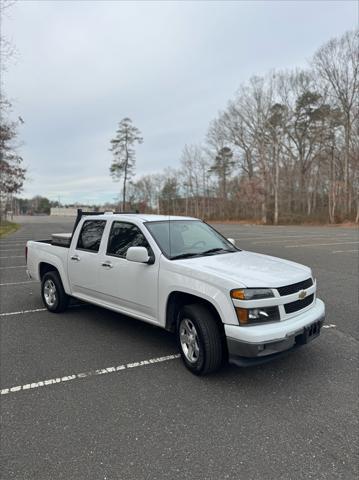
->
76;220;106;252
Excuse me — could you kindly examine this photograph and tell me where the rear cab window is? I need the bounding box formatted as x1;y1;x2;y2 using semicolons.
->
76;220;106;253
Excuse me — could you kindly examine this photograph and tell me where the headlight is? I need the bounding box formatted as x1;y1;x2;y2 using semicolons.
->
231;288;274;300
235;305;280;325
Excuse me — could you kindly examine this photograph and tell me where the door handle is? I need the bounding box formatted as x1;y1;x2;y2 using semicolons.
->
71;254;80;261
101;261;113;269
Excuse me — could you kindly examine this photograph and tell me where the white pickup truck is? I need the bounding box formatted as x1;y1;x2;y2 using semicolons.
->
26;211;325;375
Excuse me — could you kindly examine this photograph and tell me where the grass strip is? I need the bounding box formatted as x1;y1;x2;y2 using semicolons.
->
0;221;20;238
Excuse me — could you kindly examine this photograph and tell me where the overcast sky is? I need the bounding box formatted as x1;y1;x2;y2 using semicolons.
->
3;0;357;205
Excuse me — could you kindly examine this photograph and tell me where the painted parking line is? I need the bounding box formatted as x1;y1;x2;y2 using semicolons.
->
0;243;26;247
285;241;359;249
0;304;87;316
252;237;353;245
0;249;25;252
332;249;358;254
0;240;31;243
0;265;26;270
235;234;352;242
0;308;47;317
0;354;181;396
0;239;27;242
0;281;37;287
0;255;24;259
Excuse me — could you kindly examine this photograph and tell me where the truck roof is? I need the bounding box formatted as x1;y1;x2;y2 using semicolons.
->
82;213;198;223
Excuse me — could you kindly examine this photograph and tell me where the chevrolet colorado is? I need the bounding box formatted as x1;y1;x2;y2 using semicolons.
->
26;211;325;375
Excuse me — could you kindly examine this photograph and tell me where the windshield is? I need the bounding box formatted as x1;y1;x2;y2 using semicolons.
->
145;220;238;259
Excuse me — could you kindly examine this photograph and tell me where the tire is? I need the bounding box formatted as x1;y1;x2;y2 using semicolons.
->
41;271;69;313
177;304;224;375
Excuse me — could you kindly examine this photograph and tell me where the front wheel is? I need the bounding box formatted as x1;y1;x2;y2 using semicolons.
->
41;271;69;313
177;304;224;375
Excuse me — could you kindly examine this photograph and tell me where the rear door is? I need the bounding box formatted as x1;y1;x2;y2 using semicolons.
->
68;219;107;300
97;221;159;324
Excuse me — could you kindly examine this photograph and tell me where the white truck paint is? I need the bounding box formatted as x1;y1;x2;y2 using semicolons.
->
26;213;325;374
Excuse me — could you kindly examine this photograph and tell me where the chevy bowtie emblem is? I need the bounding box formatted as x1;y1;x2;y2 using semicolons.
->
298;290;307;300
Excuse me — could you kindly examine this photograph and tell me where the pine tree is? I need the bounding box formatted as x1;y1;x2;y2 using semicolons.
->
209;147;235;201
109;117;143;210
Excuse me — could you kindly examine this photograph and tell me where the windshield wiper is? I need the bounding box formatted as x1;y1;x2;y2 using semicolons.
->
170;252;202;260
201;248;233;255
171;248;234;260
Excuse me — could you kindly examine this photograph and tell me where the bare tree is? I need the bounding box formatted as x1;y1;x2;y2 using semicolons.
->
312;30;359;216
265;102;287;224
0;0;17;71
0;100;26;219
159;168;180;214
179;144;211;217
224;76;274;222
109;117;143;211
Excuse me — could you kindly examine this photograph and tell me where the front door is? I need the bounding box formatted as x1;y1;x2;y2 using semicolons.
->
97;221;159;324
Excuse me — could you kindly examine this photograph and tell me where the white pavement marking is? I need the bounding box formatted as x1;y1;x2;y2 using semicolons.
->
0;354;181;396
322;324;337;329
235;234;351;242
0;265;26;269
0;248;24;252
0;255;24;259
0;240;30;243
332;249;358;254
285;241;359;248
0;304;85;316
0;240;26;247
252;236;352;245
0;281;36;286
0;308;46;317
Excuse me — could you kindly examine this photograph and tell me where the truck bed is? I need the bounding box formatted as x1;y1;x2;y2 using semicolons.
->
51;233;72;247
35;233;72;248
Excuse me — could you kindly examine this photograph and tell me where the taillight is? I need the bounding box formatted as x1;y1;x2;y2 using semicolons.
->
25;245;28;262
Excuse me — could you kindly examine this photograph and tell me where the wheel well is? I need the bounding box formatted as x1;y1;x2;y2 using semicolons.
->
39;262;58;281
165;291;224;335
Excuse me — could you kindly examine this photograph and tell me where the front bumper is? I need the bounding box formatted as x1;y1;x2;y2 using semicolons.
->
226;298;325;366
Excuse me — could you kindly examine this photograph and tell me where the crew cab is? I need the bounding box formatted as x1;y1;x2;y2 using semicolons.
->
26;211;325;375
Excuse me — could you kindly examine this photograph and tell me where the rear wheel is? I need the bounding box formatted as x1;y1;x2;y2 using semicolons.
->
177;304;224;375
41;271;69;313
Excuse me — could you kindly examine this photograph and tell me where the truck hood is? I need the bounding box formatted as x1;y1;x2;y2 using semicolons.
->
177;250;312;288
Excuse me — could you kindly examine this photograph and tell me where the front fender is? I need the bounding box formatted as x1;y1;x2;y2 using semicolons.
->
158;267;238;327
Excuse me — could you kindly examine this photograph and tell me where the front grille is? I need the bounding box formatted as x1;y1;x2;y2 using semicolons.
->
284;294;314;314
277;278;313;297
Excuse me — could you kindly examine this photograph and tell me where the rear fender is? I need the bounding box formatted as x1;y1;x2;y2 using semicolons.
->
38;254;70;294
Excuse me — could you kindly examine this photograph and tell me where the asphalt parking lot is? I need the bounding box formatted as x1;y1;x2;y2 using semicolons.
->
0;216;358;480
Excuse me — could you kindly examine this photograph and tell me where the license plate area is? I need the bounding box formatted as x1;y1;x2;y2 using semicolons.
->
296;321;321;345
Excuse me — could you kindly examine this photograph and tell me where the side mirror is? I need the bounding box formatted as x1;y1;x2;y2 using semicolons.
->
126;246;152;264
227;238;236;246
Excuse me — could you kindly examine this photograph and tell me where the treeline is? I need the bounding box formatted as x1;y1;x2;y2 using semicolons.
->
9;196;60;216
127;30;358;224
